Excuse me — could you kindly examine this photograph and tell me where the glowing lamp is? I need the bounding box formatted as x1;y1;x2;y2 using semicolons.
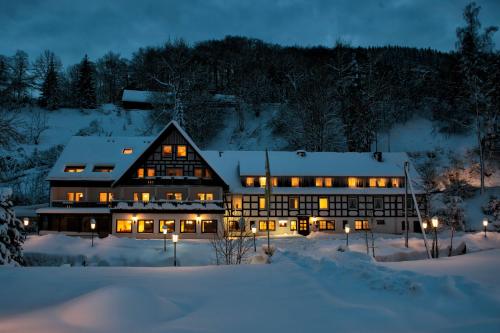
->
483;219;488;227
196;214;201;224
345;226;350;234
162;224;168;235
172;234;179;243
90;218;96;230
251;226;257;234
311;216;317;223
132;215;138;224
422;221;428;229
431;216;439;229
23;217;29;227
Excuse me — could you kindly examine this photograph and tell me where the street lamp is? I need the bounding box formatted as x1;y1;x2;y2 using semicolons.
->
162;224;168;252
345;225;350;247
251;226;257;252
431;216;439;258
90;218;96;247
483;218;488;238
422;221;428;230
172;233;179;266
196;214;201;225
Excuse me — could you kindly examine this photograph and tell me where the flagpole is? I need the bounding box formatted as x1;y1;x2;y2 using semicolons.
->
265;149;272;253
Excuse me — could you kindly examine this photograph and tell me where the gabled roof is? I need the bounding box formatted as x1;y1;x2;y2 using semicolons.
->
47;136;153;181
111;121;229;187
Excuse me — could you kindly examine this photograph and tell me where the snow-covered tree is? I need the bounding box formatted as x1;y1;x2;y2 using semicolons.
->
77;54;97;109
456;2;498;194
0;188;24;265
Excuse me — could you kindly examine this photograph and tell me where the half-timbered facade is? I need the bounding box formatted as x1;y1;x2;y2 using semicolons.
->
38;121;426;238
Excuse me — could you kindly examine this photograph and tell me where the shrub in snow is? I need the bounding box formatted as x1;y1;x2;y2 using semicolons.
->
76;119;104;136
482;196;500;231
210;223;254;265
0;188;24;265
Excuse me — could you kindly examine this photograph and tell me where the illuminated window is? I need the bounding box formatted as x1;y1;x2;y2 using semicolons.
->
99;192;113;203
159;220;175;233
147;168;155;177
279;220;287;227
197;193;214;201
66;192;83;202
355;220;370;230
228;220;241;232
315;177;324;187
289;197;299;209
166;192;182;200
259;177;266;188
232;196;242;209
259;197;266;209
377;178;387;187
93;165;114;172
259;220;276;231
324;177;333;187
141;193;150;202
166;168;183;176
245;177;255;187
348;177;359;188
391;178;401;188
162;145;173;156
194;168;203;178
374;197;383;210
138;220;154;233
202;220;217;233
291;177;300;187
290;220;297;231
177;145;187;157
64;165;85;173
180;220;196;233
137;168;144;178
319;220;335;231
133;192;139;202
348;197;358;210
319;197;329;210
204;169;212;179
116;220;132;233
369;178;377;187
122;148;133;155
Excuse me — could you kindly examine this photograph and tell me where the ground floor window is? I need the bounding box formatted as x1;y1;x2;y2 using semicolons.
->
259;220;276;231
290;220;297;231
159;220;175;233
376;220;385;225
279;220;287;227
355;220;370;230
202;220;217;233
228;220;241;232
138;220;154;233
319;220;335;231
116;219;132;233
181;220;196;233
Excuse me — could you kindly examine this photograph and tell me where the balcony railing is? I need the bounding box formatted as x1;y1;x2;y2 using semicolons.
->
51;200;224;209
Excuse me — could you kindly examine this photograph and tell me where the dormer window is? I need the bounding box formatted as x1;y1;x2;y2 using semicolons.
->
64;165;85;173
162;145;173;157
147;168;155;177
245;177;255;187
177;145;187;158
93;165;114;172
122;148;133;155
291;177;300;187
137;168;145;178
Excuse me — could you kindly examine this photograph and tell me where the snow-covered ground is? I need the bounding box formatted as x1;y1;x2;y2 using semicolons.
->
1;233;500;332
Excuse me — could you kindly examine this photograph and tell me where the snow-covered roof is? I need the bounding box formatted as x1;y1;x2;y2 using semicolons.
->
36;207;111;214
47;136;153;181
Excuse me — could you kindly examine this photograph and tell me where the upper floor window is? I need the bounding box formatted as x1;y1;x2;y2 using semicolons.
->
166;168;183;176
291;177;300;187
370;178;387;187
348;177;360;188
232;196;242;209
348;196;358;210
259;197;266;209
162;145;173;156
259;177;266;188
315;177;324;187
324;177;333;187
194;167;203;178
245;177;255;187
289;197;299;209
197;193;214;201
64;165;85;173
137;168;144;178
133;192;150;202
319;197;329;210
147;168;155;177
66;192;83;202
93;165;114;172
122;148;133;155
391;178;401;188
166;192;182;201
177;145;187;158
374;197;383;210
99;192;113;203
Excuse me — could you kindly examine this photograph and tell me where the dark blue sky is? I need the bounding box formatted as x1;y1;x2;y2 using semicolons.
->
1;0;499;65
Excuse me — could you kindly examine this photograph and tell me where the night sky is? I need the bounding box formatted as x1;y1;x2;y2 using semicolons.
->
1;0;499;64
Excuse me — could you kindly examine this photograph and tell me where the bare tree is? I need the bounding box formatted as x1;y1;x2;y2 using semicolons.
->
26;108;48;145
210;218;254;265
0;111;23;148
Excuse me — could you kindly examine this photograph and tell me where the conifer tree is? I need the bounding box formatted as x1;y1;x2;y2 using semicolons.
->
39;59;60;110
77;54;97;109
0;188;24;266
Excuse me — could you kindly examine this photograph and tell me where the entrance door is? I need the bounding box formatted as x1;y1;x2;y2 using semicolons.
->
298;218;310;236
413;220;422;233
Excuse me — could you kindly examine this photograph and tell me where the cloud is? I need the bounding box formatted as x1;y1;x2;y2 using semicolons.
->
0;0;498;65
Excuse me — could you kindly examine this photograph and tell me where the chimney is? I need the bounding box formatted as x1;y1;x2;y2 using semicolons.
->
373;152;383;162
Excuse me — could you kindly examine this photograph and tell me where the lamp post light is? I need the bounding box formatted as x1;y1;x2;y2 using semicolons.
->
196;214;201;225
90;218;96;247
162;224;168;252
431;216;439;258
345;225;350;247
483;218;488;238
422;221;428;230
23;217;29;239
251;226;257;252
172;234;179;266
